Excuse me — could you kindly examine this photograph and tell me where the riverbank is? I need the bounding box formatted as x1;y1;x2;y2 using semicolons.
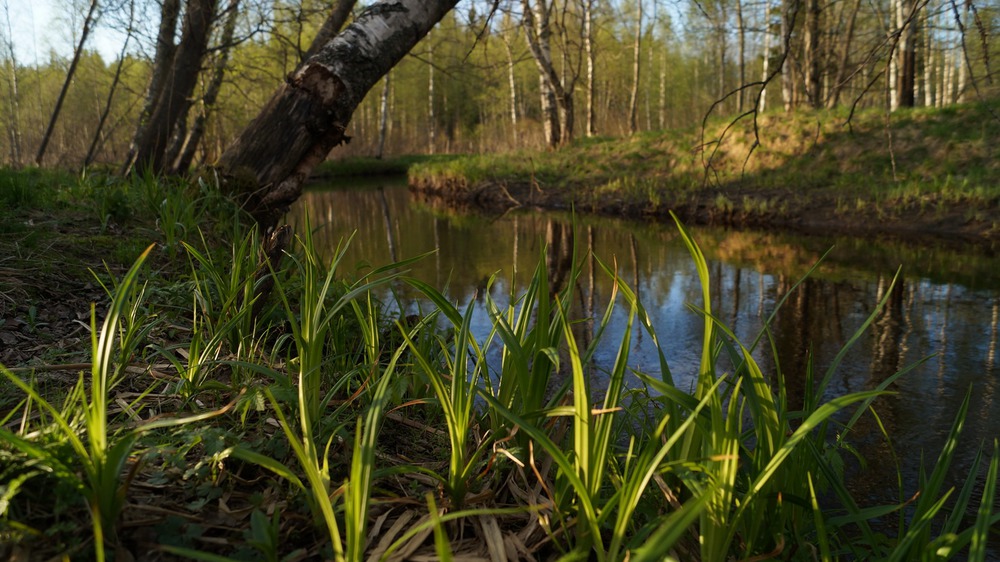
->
2;147;998;558
405;102;1000;247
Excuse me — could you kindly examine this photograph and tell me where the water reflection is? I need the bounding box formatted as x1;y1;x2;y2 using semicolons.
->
291;178;1000;504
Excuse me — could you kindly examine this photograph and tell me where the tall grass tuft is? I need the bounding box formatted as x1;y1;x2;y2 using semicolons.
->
230;224;423;560
0;246;235;560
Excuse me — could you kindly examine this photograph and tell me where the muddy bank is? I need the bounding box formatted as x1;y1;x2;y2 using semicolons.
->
409;176;1000;250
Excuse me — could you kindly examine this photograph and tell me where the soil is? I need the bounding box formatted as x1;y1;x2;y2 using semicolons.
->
408;177;1000;252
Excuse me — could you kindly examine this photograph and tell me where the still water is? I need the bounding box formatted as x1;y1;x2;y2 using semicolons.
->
291;177;1000;505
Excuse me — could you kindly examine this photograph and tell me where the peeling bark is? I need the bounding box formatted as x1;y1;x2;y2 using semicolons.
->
217;0;459;228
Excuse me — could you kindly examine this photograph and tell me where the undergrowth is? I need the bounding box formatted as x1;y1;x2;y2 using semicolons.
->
0;171;998;560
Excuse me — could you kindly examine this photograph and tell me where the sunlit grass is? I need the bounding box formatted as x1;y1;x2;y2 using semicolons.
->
0;174;997;559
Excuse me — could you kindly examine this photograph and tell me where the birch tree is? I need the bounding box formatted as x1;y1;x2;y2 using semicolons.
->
521;0;574;147
217;0;460;228
628;0;642;135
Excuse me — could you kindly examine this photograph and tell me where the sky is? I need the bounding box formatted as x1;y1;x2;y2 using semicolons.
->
3;0;133;65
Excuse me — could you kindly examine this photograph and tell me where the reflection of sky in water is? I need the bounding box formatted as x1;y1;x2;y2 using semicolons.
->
292;180;1000;509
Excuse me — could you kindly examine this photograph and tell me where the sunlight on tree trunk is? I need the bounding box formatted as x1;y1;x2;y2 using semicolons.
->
628;0;642;135
217;0;459;228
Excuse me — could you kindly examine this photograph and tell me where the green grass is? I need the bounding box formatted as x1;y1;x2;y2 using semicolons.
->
0;171;998;560
314;154;462;178
408;101;1000;229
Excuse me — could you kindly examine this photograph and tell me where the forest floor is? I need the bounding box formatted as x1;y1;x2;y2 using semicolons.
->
402;101;1000;248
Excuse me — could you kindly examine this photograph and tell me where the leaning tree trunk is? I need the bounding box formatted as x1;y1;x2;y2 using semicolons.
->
217;0;460;229
3;5;23;167
301;0;357;62
85;0;136;168
35;0;100;165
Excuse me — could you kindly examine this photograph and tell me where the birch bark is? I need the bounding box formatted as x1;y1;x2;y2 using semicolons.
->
217;0;459;227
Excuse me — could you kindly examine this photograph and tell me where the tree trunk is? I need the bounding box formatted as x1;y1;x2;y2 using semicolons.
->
955;2;969;102
895;0;916;108
736;0;746;111
217;0;460;228
659;50;667;127
584;0;595;136
171;0;240;174
302;0;357;61
717;4;727;103
804;0;821;108
2;5;22;167
628;0;642;135
121;0;181;174
760;0;771;112
429;33;437;153
129;0;216;175
521;0;572;147
780;0;795;111
84;0;136;168
375;72;390;159
502;31;517;144
826;0;861;107
35;0;100;166
922;2;934;107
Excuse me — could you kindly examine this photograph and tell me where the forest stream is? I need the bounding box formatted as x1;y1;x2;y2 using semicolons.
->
292;176;1000;509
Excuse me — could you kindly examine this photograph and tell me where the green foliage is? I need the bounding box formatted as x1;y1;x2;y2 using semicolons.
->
2;171;997;559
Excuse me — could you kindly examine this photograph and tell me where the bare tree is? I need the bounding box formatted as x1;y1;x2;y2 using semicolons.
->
128;0;217;174
170;0;242;173
2;0;22;167
628;0;642;134
84;0;136;167
35;0;101;165
826;0;862;107
217;0;460;228
583;0;595;136
521;0;576;147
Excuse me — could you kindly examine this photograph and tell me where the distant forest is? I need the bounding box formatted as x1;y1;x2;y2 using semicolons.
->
1;0;998;170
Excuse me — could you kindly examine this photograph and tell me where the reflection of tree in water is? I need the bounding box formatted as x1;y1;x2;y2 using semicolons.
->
772;275;818;413
545;220;574;297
